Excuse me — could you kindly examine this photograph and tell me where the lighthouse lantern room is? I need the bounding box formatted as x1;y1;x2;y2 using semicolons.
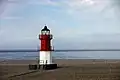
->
39;25;57;69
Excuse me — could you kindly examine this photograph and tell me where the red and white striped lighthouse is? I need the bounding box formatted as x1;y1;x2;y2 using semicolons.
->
39;25;57;69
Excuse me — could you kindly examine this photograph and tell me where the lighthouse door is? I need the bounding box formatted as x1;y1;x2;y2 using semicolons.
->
40;60;44;64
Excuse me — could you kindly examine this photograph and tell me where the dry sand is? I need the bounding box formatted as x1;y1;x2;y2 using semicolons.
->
0;59;120;80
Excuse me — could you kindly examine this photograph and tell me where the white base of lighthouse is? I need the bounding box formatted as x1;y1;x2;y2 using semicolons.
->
37;51;57;70
28;51;57;70
39;51;53;65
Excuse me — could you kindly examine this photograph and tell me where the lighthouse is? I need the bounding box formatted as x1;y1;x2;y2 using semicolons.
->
38;25;57;69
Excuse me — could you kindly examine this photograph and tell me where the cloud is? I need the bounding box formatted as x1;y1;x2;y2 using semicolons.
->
65;0;113;16
110;0;120;17
27;0;117;20
0;0;30;19
1;16;23;19
27;0;59;6
24;0;108;12
0;0;116;18
0;0;8;15
0;29;4;35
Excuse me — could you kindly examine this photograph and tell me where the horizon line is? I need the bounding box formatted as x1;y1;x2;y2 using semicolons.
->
0;49;120;52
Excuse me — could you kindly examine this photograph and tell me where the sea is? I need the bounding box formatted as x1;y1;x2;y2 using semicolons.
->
0;51;120;60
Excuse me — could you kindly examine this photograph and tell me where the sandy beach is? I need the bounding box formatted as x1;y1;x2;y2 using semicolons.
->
0;59;120;80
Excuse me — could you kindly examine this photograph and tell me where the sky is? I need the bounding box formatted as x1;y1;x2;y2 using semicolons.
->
0;0;120;50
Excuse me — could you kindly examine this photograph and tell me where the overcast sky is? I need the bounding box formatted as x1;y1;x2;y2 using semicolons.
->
0;0;120;49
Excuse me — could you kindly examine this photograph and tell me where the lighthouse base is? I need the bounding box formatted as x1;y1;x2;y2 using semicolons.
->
39;64;57;70
29;64;57;70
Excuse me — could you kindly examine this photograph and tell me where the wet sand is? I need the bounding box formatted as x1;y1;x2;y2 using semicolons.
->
1;59;120;80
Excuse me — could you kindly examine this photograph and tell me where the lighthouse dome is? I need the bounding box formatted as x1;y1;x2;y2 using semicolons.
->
41;25;50;35
41;26;50;31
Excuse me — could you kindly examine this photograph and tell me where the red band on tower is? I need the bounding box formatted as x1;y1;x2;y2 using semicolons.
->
39;26;53;51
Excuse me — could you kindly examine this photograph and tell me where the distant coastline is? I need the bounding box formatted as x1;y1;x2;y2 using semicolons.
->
1;49;120;52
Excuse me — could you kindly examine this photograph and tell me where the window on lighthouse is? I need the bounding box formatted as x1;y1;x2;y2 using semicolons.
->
41;31;50;35
46;31;50;35
41;26;50;35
